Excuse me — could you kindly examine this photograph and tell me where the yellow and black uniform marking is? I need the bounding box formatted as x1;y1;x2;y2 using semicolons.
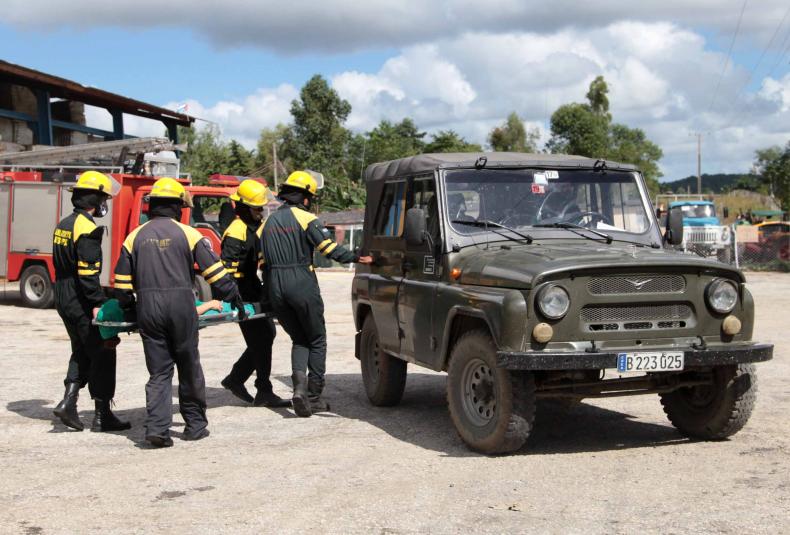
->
220;217;278;393
113;215;241;439
52;209;116;399
261;204;359;383
220;218;265;301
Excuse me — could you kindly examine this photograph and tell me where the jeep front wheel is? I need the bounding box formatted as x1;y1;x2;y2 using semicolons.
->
360;315;407;406
659;364;757;440
447;330;536;454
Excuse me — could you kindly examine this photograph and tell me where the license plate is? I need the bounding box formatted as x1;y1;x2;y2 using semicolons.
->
617;351;684;373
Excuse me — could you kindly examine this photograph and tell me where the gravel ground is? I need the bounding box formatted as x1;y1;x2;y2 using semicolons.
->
0;271;788;534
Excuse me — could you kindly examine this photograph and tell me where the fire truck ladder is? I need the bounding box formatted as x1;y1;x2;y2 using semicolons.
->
0;137;181;168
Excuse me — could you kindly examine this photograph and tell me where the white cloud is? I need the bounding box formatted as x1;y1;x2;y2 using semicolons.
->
5;0;790;53
82;19;789;180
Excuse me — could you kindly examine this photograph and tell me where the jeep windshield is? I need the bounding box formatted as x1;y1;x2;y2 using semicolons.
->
677;204;716;218
445;168;655;243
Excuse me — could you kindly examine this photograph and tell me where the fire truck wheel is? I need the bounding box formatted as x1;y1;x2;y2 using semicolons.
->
193;275;212;302
20;265;55;309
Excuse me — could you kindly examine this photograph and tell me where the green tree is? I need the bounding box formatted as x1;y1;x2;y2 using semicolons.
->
424;130;482;153
347;118;427;180
252;123;292;188
178;125;231;184
488;112;539;153
547;76;663;196
287;75;363;209
753;143;790;210
226;140;254;176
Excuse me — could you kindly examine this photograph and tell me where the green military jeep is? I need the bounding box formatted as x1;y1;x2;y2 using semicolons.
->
351;153;773;454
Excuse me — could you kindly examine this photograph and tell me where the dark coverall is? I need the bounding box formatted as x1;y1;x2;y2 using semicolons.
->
261;204;358;383
114;217;238;438
221;218;277;393
53;209;115;398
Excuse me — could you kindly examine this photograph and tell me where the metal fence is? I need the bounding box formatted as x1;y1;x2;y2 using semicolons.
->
681;225;790;271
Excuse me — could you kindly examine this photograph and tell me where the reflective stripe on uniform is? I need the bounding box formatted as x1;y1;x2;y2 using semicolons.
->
78;268;100;276
205;268;229;284
115;282;134;290
201;261;224;278
115;274;132;281
317;239;332;252
322;243;338;255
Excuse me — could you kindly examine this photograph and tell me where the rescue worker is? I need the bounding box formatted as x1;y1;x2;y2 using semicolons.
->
114;177;244;448
52;171;130;432
261;171;373;417
219;179;289;408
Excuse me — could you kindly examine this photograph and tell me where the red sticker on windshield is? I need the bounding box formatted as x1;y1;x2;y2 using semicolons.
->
532;184;545;194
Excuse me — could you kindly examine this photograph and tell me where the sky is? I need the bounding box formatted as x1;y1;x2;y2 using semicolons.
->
3;0;790;181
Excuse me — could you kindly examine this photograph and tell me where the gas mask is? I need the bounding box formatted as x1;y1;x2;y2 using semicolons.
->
95;198;109;218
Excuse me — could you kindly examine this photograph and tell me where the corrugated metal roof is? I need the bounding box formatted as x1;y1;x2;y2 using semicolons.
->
0;60;194;127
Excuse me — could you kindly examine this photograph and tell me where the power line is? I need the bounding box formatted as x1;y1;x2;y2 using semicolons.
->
718;3;790;130
706;0;749;116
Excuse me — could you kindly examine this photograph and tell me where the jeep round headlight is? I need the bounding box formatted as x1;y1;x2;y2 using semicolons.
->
537;284;570;319
706;279;738;313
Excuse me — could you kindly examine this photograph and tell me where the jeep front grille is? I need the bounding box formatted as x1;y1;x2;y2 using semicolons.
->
581;304;692;332
587;274;686;295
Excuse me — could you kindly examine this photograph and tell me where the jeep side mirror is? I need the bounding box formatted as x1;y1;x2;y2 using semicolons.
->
665;207;684;246
723;207;729;219
404;207;426;246
655;207;662;219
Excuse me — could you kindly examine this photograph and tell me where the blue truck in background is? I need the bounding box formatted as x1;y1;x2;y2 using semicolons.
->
669;200;731;260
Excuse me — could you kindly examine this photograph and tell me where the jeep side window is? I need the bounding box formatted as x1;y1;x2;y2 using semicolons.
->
373;181;407;237
411;178;439;242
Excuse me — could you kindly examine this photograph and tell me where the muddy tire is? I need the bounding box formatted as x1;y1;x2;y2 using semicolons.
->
360;315;406;406
20;265;54;309
660;364;757;440
447;330;536;454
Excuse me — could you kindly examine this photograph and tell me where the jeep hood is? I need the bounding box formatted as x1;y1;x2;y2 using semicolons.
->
453;242;743;289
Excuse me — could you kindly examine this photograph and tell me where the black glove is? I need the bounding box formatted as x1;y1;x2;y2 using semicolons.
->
232;294;248;321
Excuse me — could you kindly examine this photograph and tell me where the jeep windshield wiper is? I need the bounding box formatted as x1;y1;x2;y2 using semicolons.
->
452;219;533;244
533;222;613;244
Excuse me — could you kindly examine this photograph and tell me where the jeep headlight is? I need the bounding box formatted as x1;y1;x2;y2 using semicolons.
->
537;284;570;320
706;279;738;313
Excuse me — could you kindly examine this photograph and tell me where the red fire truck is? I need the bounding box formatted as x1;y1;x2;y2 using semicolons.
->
0;170;269;308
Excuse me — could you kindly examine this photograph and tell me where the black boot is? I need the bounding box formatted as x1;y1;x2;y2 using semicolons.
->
91;399;131;432
253;389;291;408
308;376;331;413
53;383;83;431
291;372;311;417
221;375;254;404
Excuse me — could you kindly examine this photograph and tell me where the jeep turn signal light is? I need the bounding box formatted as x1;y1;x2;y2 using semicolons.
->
532;322;553;343
450;267;462;280
722;315;741;336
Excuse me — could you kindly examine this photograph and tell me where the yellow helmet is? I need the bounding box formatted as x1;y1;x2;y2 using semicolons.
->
70;171;114;195
230;179;269;208
149;177;193;207
283;170;318;195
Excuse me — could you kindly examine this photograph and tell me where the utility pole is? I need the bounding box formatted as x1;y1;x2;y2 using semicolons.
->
272;142;279;190
690;132;703;195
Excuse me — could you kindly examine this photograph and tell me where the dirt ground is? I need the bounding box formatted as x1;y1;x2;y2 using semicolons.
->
0;271;788;534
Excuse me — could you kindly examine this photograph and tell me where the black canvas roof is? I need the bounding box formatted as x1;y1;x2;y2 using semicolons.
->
364;152;637;182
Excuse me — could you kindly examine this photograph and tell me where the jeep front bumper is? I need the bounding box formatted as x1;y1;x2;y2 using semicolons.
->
497;343;773;370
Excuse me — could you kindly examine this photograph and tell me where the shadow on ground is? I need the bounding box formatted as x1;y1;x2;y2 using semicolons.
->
309;371;691;457
5;385;272;447
0;287;25;307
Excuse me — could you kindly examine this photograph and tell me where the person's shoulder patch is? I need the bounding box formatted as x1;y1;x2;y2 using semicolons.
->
73;213;98;242
222;218;248;242
289;207;317;231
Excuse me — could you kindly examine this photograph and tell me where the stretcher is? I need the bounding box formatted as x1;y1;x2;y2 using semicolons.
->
92;299;273;339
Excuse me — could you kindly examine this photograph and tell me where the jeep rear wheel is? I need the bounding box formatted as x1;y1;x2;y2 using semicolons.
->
659;364;757;440
360;315;407;406
447;330;535;454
